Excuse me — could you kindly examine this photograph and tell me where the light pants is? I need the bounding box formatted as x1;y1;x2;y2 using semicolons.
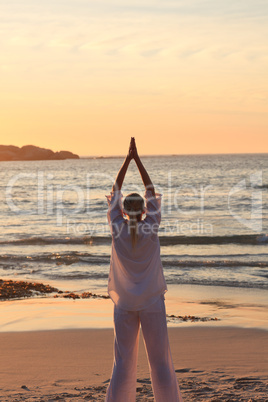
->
105;295;183;402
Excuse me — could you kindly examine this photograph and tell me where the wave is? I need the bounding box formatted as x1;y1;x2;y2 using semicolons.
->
0;233;267;246
165;278;268;290
1;252;268;269
0;252;110;265
0;236;110;245
161;259;268;268
159;234;268;246
253;184;268;189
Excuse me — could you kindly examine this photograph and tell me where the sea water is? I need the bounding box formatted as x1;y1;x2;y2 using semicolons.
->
0;154;267;293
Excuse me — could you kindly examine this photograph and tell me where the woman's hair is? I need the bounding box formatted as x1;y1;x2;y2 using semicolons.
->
123;193;145;249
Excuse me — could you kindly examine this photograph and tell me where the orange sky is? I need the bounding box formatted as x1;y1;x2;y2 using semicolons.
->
1;1;267;156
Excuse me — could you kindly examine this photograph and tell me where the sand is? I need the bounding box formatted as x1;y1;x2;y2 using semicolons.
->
0;327;267;401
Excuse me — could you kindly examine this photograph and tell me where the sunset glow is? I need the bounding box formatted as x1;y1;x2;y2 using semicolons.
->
1;0;267;156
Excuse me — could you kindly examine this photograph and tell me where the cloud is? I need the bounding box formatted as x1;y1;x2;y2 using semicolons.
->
0;0;267;104
140;48;164;58
2;0;268;21
178;47;206;59
75;0;268;21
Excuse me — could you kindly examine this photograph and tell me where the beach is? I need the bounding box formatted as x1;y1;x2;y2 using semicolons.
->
1;326;267;401
1;282;268;401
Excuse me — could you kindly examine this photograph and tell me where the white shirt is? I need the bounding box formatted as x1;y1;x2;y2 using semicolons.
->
106;189;167;311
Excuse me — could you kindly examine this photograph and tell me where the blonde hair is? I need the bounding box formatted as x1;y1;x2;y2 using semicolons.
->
123;193;144;249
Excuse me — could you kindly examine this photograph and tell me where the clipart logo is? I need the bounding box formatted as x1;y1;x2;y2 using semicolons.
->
228;171;262;232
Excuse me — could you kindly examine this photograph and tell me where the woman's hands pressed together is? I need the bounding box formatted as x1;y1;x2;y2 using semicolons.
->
127;137;138;161
112;137;155;196
128;137;155;196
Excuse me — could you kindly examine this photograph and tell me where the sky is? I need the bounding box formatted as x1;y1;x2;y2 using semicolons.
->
1;0;268;156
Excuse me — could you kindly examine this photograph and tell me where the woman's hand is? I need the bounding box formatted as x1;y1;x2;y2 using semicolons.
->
112;139;133;191
131;138;155;196
132;137;138;160
127;137;138;160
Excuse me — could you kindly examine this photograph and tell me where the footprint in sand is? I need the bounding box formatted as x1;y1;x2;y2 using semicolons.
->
175;368;191;373
190;369;205;373
137;378;151;384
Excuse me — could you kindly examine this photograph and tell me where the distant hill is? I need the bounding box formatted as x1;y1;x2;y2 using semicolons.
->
0;145;80;161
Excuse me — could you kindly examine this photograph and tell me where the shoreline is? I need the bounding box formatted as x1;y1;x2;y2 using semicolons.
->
1;281;268;332
1;326;267;401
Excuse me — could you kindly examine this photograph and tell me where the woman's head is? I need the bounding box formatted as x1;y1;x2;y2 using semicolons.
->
123;193;145;221
123;193;145;249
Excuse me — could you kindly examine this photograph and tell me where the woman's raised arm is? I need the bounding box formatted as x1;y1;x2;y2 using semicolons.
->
132;138;155;197
111;139;134;192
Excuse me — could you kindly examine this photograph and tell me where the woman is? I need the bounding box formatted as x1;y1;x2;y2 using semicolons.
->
105;138;183;402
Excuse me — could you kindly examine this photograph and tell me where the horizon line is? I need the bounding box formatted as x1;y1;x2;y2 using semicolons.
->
80;152;268;158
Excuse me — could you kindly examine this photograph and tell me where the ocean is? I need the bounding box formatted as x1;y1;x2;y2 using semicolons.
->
0;154;268;294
